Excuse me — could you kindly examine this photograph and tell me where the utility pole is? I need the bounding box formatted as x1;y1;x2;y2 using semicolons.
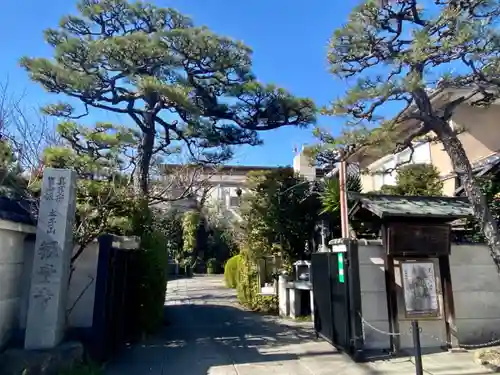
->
338;150;350;238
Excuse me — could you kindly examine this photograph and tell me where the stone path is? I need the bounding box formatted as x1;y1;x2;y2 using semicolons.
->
104;275;492;375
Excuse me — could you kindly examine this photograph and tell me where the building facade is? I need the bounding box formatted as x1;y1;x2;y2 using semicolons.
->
162;148;322;220
354;87;500;196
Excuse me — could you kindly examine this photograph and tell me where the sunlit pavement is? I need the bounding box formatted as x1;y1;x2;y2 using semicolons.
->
104;275;490;375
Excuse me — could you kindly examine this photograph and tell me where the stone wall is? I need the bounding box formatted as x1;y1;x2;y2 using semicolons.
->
0;221;111;349
357;240;391;350
356;241;500;350
450;244;500;344
0;220;36;349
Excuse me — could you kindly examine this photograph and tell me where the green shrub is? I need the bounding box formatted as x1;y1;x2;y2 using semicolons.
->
57;361;102;375
182;210;201;258
131;229;169;336
236;254;277;314
127;204;169;338
224;254;242;288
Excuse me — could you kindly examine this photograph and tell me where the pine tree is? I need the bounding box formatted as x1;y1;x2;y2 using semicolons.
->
21;0;315;196
313;0;500;267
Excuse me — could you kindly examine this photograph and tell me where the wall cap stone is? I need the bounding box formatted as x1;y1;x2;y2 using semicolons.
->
328;238;352;246
112;235;140;250
357;239;383;246
0;219;36;234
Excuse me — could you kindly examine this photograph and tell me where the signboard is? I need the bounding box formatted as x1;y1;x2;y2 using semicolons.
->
401;261;440;318
387;223;450;256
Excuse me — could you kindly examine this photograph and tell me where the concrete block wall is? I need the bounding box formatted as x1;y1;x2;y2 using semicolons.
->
358;240;391;350
66;242;100;328
18;241;103;331
358;241;447;350
1;231;115;349
0;220;36;348
450;243;500;344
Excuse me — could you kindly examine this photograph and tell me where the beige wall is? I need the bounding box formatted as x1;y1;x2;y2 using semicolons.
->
360;173;375;193
430;103;500;195
361;103;500;195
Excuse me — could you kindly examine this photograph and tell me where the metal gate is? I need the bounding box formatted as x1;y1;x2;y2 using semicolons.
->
311;243;363;358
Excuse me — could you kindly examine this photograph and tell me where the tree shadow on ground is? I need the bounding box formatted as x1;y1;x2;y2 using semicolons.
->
104;303;354;375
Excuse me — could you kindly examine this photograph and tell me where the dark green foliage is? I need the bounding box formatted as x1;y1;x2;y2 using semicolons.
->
21;0;316;194
224;254;241;288
57;361;103;375
127;205;169;337
236;252;277;313
241;167;321;268
319;174;362;214
205;220;238;267
236;168;319;312
319;174;362;238
465;175;500;243
155;209;183;262
379;164;443;196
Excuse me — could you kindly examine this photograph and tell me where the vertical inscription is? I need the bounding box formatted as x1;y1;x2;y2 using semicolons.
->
55;176;66;203
33;286;54;308
43;176;55;201
37;240;59;260
46;209;57;235
25;168;77;349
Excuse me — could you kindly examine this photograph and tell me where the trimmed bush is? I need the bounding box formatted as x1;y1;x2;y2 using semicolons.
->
224;254;241;288
236;254;277;314
129;229;169;337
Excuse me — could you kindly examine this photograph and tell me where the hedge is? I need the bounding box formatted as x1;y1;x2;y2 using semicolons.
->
236;254;277;313
224;254;241;288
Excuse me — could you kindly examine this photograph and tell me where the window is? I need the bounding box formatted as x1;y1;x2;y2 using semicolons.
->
229;196;240;207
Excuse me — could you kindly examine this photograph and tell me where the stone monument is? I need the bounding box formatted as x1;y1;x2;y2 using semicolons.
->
25;168;77;349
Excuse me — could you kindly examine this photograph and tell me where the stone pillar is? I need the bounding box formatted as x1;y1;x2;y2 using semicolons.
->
278;275;289;317
289;289;301;319
310;290;315;322
25;168;77;349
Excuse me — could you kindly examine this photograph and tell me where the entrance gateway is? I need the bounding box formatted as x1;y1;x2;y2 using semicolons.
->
311;193;473;360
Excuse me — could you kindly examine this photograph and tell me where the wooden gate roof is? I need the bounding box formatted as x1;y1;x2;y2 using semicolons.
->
348;192;473;221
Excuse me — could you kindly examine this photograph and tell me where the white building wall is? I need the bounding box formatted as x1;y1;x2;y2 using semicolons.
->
365;142;432;192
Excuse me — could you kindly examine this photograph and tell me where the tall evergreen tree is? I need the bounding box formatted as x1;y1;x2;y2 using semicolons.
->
21;0;315;195
313;0;500;266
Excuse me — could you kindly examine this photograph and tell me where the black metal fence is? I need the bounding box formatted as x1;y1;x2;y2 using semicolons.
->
311;241;364;360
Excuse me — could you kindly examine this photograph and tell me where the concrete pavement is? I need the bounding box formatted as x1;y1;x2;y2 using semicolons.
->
104;275;492;375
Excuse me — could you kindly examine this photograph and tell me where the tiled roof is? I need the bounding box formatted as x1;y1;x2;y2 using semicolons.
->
455;152;500;195
348;192;473;221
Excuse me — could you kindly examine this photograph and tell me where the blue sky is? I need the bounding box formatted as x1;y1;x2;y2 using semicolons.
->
0;0;357;167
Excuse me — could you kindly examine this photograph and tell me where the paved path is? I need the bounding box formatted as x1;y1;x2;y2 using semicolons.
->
105;275;492;375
